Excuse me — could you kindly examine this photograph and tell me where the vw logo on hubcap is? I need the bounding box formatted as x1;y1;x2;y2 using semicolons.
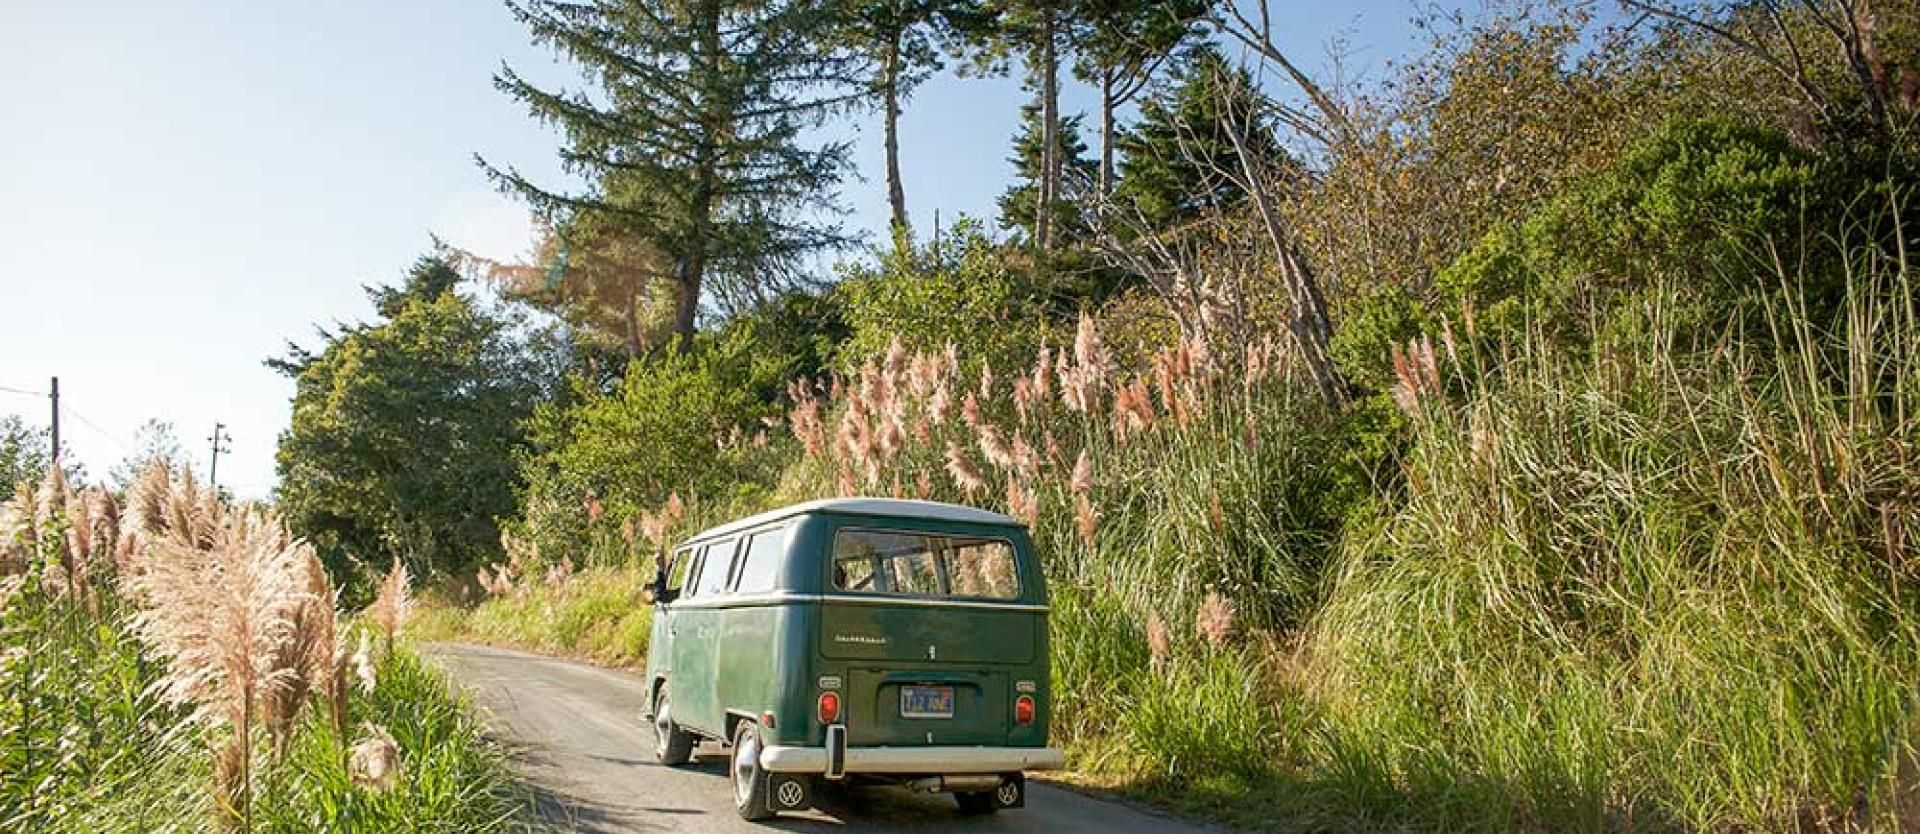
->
776;779;805;807
995;782;1020;806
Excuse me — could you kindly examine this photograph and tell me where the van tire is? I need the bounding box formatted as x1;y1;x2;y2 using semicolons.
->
954;791;997;815
731;721;775;821
651;685;695;766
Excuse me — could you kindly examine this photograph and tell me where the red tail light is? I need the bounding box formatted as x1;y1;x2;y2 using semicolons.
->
818;691;841;724
1014;694;1035;726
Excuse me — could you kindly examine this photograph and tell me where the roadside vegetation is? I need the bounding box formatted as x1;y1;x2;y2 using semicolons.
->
270;0;1920;830
0;464;523;833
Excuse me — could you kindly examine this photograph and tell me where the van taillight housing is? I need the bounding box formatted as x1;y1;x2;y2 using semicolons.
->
818;691;841;724
1014;694;1035;726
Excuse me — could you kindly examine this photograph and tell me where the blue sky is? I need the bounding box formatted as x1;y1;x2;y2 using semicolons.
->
0;0;1427;498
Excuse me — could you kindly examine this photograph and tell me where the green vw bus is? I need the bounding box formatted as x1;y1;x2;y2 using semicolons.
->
642;498;1063;821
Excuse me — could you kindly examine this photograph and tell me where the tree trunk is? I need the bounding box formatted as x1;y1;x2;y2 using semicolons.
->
624;284;642;359
1218;79;1344;406
675;0;721;349
884;27;909;235
1099;67;1115;195
1037;2;1059;252
672;258;701;348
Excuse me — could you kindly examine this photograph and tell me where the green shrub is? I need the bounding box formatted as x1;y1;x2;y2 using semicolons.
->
257;645;523;833
516;333;790;568
836;218;1052;370
1435;117;1840;349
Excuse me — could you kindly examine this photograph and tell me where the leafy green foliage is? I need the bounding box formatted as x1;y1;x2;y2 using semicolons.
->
515;332;789;566
0;579;204;833
998;104;1098;245
1435;117;1837;344
0;416;52;491
489;0;859;339
837;219;1050;369
275;256;556;585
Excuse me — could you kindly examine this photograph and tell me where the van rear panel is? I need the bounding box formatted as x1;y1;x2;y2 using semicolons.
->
820;603;1036;664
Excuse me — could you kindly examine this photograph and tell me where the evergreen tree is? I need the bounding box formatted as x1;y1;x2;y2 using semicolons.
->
1113;43;1283;232
998;103;1097;246
485;0;860;345
1070;0;1206;194
835;0;987;233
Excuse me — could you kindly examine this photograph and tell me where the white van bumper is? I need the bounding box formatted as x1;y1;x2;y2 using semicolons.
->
759;744;1066;774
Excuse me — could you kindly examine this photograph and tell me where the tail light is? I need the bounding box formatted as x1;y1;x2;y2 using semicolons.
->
1014;694;1035;726
818;690;842;724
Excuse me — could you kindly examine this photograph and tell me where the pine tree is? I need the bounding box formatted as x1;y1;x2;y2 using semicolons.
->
1113;43;1283;232
484;0;860;345
835;0;987;234
976;0;1074;251
997;103;1097;246
1070;0;1206;194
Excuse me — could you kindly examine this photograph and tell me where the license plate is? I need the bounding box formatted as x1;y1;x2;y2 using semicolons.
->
899;685;954;719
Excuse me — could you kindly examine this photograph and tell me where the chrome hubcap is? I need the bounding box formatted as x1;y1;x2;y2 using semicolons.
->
654;701;671;750
733;728;760;805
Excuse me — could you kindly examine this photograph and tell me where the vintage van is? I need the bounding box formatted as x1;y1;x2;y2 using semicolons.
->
641;498;1064;821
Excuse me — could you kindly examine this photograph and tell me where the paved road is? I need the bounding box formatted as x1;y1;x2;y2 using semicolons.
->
430;643;1223;834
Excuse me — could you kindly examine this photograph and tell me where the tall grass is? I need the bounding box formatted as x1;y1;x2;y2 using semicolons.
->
0;464;527;833
1303;259;1920;830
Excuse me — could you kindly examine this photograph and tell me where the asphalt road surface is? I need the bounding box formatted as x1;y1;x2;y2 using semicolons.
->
430;643;1224;834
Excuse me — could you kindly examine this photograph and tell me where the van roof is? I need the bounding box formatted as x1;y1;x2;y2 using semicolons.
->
680;498;1021;545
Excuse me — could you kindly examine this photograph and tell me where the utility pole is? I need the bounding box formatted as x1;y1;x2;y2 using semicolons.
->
48;376;59;466
208;422;230;491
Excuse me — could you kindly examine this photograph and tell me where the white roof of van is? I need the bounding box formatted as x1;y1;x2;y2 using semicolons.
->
682;498;1021;544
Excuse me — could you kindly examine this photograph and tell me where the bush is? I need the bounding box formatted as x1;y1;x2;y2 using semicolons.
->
516;333;791;568
836;219;1053;371
1435;117;1839;349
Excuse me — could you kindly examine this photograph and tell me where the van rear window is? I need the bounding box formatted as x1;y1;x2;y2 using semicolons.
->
830;529;1020;600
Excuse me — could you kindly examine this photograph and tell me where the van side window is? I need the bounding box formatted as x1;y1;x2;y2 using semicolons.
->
665;547;693;592
732;526;788;594
831;529;1020;600
693;538;736;597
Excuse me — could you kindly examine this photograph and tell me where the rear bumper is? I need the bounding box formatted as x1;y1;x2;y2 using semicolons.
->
759;744;1066;774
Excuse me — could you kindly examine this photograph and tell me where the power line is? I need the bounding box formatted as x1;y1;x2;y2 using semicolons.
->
60;404;135;455
0;384;43;398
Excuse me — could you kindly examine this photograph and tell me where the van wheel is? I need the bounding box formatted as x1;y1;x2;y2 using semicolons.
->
731;721;775;821
955;790;997;815
651;685;694;766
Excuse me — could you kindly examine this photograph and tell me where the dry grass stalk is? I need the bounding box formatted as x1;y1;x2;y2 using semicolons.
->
1003;476;1039;527
977;424;1014;471
945;444;986;495
1074;493;1099;547
1146;611;1172;670
1196;589;1238;647
127;500;308;833
348;723;401;792
1070;449;1095;495
264;545;341;761
350;631;377;694
1390;334;1442;418
367;556;412;655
